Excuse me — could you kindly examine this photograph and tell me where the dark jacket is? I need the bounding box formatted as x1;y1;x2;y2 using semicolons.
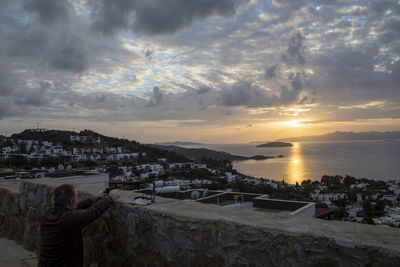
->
38;196;113;267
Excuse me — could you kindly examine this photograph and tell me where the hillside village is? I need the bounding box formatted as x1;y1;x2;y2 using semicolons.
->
0;129;399;227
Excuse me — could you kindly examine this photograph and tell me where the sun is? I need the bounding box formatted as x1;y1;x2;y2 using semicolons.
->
275;119;311;129
284;120;308;127
289;120;302;127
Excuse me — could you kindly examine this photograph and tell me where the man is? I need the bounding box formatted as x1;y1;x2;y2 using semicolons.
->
38;184;120;267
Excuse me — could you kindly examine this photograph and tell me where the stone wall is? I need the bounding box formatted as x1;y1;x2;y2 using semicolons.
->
1;179;400;267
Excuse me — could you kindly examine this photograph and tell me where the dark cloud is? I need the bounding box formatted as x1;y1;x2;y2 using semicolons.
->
90;0;248;35
24;0;71;25
0;106;8;119
311;44;400;103
264;65;278;79
289;72;307;92
145;49;153;59
196;86;211;94
218;77;308;108
281;31;306;65
13;81;51;107
297;96;308;105
49;34;88;73
57;90;139;113
0;97;17;119
6;28;49;58
369;0;400;17
146;87;164;107
0;63;15;96
1;13;90;75
198;96;205;107
95;94;106;103
378;17;400;44
219;81;252;106
279;85;299;104
90;0;136;35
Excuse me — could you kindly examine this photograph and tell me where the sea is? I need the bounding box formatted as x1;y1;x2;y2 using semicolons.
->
176;140;400;185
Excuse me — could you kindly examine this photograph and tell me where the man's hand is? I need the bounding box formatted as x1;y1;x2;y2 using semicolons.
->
108;189;120;201
91;189;107;202
96;189;108;198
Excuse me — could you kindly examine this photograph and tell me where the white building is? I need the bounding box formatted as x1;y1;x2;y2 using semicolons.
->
347;205;363;218
140;173;149;179
29;153;43;160
383;195;398;205
310;193;346;201
136;164;164;172
350;183;369;190
265;181;278;189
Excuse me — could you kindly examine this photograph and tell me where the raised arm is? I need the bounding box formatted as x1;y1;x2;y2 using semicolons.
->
77;198;93;210
66;196;113;230
77;190;108;209
66;190;120;230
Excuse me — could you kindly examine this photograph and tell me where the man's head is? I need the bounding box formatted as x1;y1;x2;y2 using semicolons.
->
53;184;77;210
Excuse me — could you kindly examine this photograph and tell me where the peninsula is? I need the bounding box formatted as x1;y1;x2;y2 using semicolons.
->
257;142;293;147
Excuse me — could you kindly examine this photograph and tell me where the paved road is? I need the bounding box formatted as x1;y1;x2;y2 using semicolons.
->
0;238;37;267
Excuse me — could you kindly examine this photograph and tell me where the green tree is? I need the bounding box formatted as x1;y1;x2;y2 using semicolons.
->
335;207;349;219
332;198;349;208
108;165;120;177
316;202;328;208
374;199;387;216
361;216;375;225
83;160;97;167
321;175;343;186
10;155;28;167
41;156;59;167
346;191;357;203
343;175;357;187
19;143;27;154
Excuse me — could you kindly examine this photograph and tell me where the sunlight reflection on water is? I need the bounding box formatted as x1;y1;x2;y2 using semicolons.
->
286;142;305;185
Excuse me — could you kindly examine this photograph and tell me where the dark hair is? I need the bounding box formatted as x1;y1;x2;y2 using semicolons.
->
53;184;76;207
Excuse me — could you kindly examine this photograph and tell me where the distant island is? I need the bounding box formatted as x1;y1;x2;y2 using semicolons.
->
277;131;400;142
248;155;276;160
257;142;293;147
152;145;275;161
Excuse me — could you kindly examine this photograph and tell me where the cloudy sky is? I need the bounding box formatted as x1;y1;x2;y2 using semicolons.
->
1;0;399;143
